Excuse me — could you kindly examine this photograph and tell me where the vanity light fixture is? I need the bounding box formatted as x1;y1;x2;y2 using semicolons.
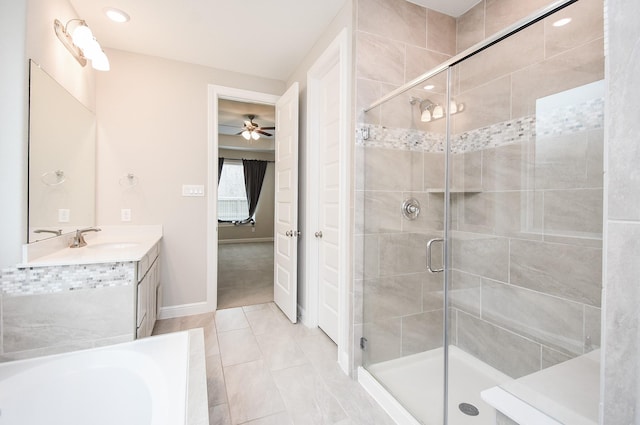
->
410;97;464;123
54;19;110;71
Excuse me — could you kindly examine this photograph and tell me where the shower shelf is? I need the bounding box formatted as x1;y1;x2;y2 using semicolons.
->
426;188;482;194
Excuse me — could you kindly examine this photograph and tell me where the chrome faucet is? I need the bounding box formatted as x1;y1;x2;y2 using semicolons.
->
69;227;102;248
34;229;63;236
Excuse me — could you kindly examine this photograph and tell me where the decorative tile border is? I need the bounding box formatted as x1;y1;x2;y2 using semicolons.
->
0;262;135;296
357;97;604;153
536;97;604;138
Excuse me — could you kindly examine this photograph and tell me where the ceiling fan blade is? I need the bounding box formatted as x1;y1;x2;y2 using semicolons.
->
235;131;243;135
259;126;276;130
256;130;273;137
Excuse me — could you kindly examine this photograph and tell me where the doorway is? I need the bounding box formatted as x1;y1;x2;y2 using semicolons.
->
207;84;299;321
216;99;276;309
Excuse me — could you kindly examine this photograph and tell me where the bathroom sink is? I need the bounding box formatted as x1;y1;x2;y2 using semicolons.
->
86;242;140;250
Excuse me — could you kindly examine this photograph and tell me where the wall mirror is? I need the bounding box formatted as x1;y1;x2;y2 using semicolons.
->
28;60;96;242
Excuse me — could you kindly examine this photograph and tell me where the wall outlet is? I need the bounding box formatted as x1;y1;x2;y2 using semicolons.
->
121;208;131;222
58;209;70;223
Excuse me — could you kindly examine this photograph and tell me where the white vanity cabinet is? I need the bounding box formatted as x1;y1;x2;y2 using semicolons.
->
135;242;161;338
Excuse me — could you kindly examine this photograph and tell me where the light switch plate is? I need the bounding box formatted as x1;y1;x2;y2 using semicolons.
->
182;185;205;197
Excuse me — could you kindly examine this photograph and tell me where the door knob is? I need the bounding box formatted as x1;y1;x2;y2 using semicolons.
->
285;230;292;237
314;231;323;238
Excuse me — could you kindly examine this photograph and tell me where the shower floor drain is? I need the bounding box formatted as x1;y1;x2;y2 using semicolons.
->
459;403;480;416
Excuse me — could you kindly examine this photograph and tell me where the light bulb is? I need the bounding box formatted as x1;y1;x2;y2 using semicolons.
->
421;109;431;122
92;50;110;71
433;105;444;119
450;101;458;114
251;131;260;140
242;130;251;140
82;38;102;60
71;24;94;50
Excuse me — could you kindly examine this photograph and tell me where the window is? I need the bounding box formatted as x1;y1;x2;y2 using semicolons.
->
218;161;249;221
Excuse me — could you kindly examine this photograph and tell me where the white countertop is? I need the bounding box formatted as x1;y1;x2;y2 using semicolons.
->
19;225;163;268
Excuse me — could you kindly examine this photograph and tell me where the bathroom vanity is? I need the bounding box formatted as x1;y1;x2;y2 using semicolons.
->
0;225;162;361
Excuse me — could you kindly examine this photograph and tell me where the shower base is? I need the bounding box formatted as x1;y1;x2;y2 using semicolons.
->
360;346;511;425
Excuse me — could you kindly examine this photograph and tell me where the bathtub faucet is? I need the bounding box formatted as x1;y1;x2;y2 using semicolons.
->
69;227;102;248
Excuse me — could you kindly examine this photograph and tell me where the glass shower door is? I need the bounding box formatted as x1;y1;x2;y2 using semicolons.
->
358;70;449;425
446;0;604;423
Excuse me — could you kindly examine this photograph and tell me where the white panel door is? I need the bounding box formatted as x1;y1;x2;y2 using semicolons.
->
274;82;299;323
317;62;341;342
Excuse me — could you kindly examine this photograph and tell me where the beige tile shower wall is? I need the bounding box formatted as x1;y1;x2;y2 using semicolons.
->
356;145;447;364
354;0;457;365
448;0;605;378
355;0;605;372
456;0;579;53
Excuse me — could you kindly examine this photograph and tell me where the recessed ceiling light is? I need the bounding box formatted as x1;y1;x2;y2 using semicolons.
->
552;17;572;27
424;84;435;90
104;7;130;23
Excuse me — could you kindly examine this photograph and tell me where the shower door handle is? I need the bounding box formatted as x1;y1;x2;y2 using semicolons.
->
426;238;444;273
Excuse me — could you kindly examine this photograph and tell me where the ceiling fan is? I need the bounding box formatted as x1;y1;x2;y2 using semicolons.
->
237;115;275;140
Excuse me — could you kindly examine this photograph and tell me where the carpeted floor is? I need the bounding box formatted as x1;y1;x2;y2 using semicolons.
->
217;241;274;309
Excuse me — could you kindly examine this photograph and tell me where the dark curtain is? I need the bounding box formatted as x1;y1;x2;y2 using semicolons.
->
218;157;224;184
241;159;268;223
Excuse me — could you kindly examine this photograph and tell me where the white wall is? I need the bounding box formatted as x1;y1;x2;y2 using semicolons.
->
286;0;354;315
95;48;285;308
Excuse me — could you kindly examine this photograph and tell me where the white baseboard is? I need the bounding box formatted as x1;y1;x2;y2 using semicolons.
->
338;349;350;376
158;301;215;320
218;237;274;244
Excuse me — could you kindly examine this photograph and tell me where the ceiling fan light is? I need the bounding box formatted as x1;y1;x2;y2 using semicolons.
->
251;131;260;140
242;130;251;140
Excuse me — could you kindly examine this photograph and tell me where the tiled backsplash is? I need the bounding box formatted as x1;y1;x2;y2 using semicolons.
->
0;262;135;296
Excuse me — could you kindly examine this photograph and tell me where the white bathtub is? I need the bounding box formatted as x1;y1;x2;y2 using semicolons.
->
0;330;205;425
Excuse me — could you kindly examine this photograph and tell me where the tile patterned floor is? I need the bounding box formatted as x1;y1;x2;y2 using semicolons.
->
153;303;395;425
